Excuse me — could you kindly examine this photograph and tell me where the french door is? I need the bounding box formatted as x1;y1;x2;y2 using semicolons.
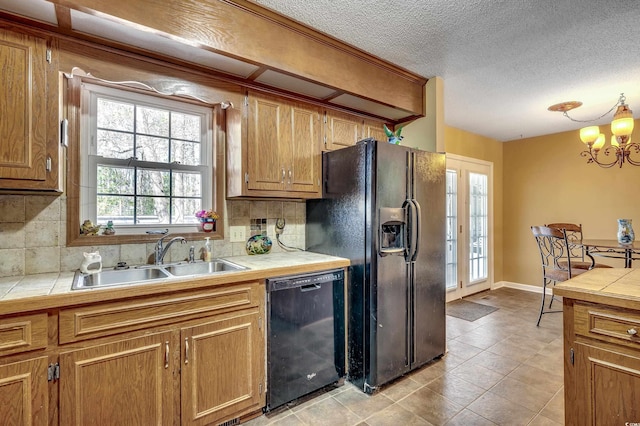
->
445;154;493;302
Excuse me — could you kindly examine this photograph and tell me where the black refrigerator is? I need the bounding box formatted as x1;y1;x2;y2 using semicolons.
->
306;139;446;393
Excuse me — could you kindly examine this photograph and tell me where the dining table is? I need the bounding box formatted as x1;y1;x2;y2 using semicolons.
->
581;239;640;268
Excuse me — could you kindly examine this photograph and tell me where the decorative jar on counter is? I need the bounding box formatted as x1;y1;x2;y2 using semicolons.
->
199;218;216;233
617;218;635;244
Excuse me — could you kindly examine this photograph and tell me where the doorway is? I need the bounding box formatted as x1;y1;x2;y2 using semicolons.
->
445;154;493;302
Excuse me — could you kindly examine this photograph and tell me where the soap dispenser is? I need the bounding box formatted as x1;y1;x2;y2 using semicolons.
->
203;237;212;262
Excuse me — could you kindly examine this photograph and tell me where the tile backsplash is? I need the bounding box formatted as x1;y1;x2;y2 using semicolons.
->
0;195;306;278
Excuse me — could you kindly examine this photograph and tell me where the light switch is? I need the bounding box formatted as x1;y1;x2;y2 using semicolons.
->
229;226;246;242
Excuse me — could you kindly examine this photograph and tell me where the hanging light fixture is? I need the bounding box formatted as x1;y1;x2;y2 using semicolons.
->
548;93;639;168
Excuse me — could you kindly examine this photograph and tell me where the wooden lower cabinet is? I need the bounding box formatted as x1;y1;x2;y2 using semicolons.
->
573;342;640;425
562;299;640;425
59;332;174;426
181;310;264;425
0;356;48;425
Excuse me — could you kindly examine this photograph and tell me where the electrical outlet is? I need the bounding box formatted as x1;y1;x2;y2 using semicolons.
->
229;226;246;242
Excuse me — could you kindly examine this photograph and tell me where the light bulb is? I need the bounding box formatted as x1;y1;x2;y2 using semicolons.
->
611;117;634;137
593;134;605;150
579;126;600;144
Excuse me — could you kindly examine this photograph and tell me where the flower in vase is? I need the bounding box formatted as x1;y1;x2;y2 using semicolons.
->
195;209;219;221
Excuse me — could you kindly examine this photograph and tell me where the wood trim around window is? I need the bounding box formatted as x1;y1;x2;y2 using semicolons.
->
65;75;227;247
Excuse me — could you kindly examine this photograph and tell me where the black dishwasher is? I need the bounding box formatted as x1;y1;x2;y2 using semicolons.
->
266;269;345;410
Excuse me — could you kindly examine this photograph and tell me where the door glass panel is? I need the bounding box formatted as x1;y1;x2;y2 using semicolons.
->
446;169;458;290
469;172;488;283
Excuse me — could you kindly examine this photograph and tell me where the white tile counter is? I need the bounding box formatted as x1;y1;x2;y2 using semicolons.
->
0;252;349;316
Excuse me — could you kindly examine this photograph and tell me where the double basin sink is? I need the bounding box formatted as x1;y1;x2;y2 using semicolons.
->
72;259;247;290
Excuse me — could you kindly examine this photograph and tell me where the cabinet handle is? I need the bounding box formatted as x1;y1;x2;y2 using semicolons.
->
184;337;189;364
628;328;638;336
281;168;285;183
288;169;292;184
164;341;169;369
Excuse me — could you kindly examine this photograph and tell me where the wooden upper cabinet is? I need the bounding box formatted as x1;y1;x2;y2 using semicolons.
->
323;109;388;151
0;25;61;192
227;90;322;198
324;110;362;151
364;119;389;143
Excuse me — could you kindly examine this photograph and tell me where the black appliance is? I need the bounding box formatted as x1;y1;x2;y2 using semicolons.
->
306;139;446;393
266;269;345;410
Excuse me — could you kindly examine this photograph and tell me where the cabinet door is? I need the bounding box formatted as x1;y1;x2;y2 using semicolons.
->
181;311;264;426
59;332;174;426
0;28;48;181
0;356;48;426
574;342;640;425
324;110;362;151
287;102;321;194
247;92;287;191
364;119;389;143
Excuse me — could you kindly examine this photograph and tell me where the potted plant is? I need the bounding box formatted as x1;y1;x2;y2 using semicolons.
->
195;209;219;232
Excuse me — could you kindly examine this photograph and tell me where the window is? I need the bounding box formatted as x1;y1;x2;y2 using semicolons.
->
65;73;225;247
80;83;213;235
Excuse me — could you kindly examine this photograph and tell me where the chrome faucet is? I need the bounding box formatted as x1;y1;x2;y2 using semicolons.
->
154;235;187;265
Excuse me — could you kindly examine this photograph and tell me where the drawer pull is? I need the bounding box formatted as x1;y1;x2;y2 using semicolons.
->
628;328;638;336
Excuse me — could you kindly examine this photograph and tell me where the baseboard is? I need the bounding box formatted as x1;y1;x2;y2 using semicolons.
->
492;281;553;295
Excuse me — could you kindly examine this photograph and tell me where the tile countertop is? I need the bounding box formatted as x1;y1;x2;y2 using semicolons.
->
554;268;640;310
0;252;349;316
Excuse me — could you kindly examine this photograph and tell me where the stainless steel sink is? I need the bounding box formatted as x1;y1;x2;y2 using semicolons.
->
72;267;170;290
72;259;247;290
164;260;246;276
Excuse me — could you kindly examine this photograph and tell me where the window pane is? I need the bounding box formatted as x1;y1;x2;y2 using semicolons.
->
171;112;201;141
469;172;488;282
97;166;134;194
171;140;200;166
172;198;201;224
173;172;201;197
445;169;458;290
97;130;134;159
136;197;169;224
97;98;134;132
97;195;134;224
137;106;169;137
137;135;170;163
137;169;169;196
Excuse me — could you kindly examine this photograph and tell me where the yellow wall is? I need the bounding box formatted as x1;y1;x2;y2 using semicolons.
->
503;121;640;286
444;126;504;283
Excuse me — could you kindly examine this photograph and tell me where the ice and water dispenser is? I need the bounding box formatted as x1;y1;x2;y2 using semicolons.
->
379;207;406;255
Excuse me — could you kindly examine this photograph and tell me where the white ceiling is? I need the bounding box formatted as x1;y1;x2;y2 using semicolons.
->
3;0;640;141
252;0;640;142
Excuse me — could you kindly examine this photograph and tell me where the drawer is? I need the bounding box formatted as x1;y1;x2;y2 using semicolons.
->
0;313;48;357
574;302;640;349
59;281;261;344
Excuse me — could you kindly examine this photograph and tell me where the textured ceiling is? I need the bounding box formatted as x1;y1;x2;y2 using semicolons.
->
253;0;640;142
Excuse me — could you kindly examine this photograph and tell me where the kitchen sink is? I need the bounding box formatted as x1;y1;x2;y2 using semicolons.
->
164;259;246;276
72;259;247;290
72;267;170;290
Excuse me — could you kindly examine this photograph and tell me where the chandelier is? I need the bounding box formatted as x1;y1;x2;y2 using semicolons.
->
548;93;639;168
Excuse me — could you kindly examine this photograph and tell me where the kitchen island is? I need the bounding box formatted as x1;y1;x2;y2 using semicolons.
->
554;268;640;426
0;252;349;426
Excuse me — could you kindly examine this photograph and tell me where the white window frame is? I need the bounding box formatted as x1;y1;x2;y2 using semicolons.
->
79;82;214;235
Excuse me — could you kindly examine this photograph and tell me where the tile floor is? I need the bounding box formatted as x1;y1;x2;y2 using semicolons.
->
246;287;565;426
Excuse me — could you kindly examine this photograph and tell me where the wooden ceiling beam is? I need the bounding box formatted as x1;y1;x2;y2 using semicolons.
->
47;0;426;117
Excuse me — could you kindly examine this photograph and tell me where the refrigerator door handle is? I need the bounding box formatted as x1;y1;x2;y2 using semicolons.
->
410;199;422;262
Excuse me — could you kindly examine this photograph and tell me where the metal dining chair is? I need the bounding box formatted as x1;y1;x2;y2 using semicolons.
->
531;226;589;326
545;223;612;269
